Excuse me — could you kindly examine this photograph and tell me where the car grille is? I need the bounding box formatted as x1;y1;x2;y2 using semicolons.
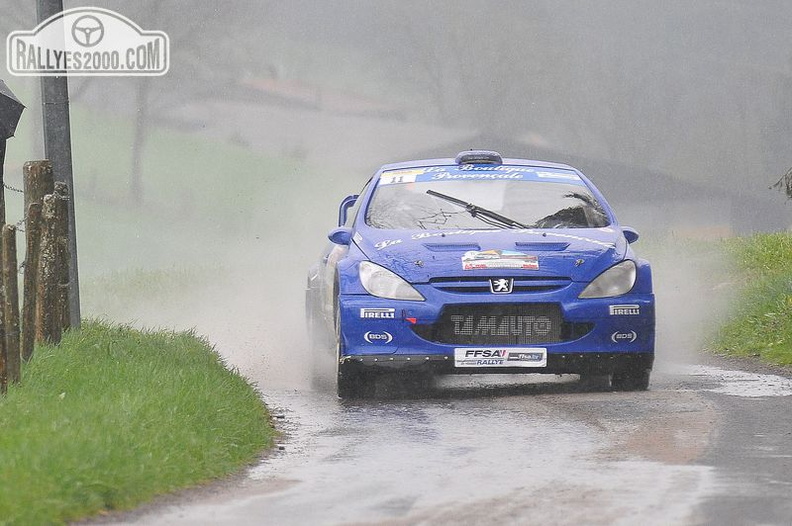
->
411;303;592;345
429;276;571;294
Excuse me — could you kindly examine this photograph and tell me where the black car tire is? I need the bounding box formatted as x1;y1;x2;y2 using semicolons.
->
578;373;612;392
306;286;333;390
337;360;374;399
334;297;374;399
306;283;328;353
611;369;651;391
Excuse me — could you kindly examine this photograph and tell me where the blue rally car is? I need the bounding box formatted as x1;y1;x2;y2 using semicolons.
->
306;150;654;398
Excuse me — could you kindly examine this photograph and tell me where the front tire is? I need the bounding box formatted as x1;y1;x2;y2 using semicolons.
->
611;369;651;391
337;359;374;399
334;298;373;399
578;373;612;392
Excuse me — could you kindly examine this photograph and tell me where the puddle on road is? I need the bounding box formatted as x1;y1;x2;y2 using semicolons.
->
678;365;792;398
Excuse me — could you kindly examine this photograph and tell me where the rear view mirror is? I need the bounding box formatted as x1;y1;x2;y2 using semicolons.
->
338;194;358;226
622;226;640;244
328;227;353;245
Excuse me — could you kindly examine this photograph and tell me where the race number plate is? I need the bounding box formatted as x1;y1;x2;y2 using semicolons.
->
454;348;547;368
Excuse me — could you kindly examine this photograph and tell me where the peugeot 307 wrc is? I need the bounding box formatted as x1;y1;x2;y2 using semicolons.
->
306;150;655;398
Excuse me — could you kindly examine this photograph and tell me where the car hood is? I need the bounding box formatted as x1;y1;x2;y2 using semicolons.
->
353;228;629;283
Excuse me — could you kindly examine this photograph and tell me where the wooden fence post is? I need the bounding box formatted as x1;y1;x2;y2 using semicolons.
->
35;194;60;345
23;161;54;217
0;327;4;394
22;161;54;358
54;182;70;332
0;287;4;393
2;225;20;385
21;202;41;361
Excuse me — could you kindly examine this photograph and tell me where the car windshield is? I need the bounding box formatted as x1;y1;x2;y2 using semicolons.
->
365;177;610;230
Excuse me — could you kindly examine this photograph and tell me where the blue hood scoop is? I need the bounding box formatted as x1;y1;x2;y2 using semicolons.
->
422;243;481;252
515;241;570;251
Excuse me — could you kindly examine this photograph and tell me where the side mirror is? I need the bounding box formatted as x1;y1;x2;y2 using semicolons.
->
338;194;359;227
622;226;640;244
328;227;353;245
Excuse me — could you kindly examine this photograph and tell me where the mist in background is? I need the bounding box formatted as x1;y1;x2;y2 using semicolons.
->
0;0;789;386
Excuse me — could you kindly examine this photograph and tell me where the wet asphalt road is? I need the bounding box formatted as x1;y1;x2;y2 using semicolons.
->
693;365;792;524
102;358;792;526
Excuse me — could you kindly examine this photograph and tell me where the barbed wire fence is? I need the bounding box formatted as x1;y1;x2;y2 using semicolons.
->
0;160;71;393
4;182;27;234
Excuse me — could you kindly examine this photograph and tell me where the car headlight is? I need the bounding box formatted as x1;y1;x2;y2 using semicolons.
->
579;260;636;299
359;261;425;301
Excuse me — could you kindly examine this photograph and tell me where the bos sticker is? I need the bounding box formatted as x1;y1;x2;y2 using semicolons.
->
611;331;638;343
462;250;539;271
454;348;547;368
364;331;393;344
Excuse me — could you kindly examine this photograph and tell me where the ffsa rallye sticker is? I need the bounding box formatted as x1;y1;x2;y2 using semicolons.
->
454;348;547;368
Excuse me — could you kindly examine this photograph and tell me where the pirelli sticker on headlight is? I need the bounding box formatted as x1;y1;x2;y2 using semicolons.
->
609;304;640;316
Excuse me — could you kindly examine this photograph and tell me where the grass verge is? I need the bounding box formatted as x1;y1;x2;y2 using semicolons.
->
0;320;275;525
710;232;792;366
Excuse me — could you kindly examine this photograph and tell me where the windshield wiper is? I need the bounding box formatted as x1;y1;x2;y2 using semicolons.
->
426;189;528;229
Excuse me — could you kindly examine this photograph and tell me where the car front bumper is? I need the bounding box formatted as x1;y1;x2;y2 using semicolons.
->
336;288;655;375
339;351;654;376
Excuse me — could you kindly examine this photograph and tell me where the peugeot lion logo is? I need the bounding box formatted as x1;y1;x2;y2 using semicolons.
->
489;278;514;294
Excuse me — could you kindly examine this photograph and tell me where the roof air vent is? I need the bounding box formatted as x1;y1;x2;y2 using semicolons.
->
454;150;503;165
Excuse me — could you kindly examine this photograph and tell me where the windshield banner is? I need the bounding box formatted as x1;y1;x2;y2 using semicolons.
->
379;165;583;186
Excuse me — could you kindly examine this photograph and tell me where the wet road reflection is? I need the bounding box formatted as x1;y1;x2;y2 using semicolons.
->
112;370;725;526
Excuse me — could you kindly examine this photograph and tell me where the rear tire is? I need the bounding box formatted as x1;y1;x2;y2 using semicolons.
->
306;286;335;390
611;369;651;391
309;348;335;391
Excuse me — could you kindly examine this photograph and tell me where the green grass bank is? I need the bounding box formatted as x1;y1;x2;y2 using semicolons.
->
710;232;792;366
0;321;275;525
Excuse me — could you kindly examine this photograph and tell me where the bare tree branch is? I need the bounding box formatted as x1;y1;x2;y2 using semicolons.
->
771;167;792;200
